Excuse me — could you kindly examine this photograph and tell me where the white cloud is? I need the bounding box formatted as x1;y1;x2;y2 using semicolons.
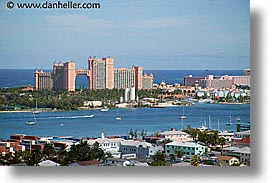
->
46;14;109;32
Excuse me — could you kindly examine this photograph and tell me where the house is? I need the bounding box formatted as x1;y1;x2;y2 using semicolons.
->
158;130;193;142
119;140;163;159
217;155;240;166
38;160;60;166
234;130;250;138
87;133;124;158
103;158;131;166
165;141;206;157
69;160;103;166
222;146;250;166
232;137;250;148
218;131;234;142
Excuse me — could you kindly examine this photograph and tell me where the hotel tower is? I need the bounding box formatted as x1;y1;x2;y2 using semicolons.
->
34;56;153;92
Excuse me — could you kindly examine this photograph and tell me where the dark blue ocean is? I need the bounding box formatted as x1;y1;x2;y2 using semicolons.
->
0;69;243;88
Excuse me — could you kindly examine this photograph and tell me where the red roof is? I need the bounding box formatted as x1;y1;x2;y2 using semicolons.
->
234;137;250;144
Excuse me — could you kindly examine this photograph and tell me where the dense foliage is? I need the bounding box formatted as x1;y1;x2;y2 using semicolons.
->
0;140;110;166
0;87;161;111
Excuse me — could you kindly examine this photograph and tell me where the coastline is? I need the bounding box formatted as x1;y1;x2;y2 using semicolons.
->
0;102;250;113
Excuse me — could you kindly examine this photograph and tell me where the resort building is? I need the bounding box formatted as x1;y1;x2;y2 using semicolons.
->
142;73;154;90
133;66;143;90
34;56;148;91
89;56;114;90
165;141;207;157
114;67;135;89
184;71;250;89
34;69;53;91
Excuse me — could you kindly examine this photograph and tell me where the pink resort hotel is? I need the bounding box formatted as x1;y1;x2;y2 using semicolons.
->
34;56;154;92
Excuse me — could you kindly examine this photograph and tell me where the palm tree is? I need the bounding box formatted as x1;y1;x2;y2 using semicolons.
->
190;155;200;166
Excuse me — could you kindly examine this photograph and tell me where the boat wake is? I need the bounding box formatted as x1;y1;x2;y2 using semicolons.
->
48;115;94;119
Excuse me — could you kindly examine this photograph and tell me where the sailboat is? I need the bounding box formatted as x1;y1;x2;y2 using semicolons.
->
26;112;36;125
115;109;121;120
226;114;233;125
33;99;40;114
178;106;186;119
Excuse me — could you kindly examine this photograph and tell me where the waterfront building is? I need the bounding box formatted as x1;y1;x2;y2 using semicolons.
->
114;67;135;89
142;73;153;90
133;66;143;90
34;56;148;91
52;61;64;90
231;76;250;86
34;69;53;91
184;73;250;89
63;62;76;91
89;56;114;90
200;75;232;89
184;75;205;86
165;141;206;157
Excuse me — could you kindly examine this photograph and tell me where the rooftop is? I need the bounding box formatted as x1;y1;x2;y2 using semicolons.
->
166;141;205;148
159;130;190;136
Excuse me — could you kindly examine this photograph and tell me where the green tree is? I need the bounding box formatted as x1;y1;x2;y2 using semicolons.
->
150;151;167;166
27;148;43;166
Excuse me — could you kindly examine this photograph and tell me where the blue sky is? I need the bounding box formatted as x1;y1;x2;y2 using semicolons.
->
0;0;250;70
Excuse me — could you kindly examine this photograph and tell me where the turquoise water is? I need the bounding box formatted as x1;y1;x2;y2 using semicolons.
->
0;103;250;139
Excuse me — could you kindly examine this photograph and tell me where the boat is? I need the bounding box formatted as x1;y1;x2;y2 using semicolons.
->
178;106;186;119
115;109;122;120
33;99;40;114
100;107;109;112
226;114;233;125
26;113;36;125
150;104;166;108
235;117;241;121
197;123;208;131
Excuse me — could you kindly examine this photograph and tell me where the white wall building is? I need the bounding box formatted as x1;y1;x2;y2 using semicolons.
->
158;130;193;142
87;133;124;158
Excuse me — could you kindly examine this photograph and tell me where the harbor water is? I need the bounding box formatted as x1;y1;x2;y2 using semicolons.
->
0;103;250;139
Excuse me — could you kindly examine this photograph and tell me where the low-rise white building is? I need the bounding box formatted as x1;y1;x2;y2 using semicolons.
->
83;101;102;107
87;133;124;158
158;130;193;142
